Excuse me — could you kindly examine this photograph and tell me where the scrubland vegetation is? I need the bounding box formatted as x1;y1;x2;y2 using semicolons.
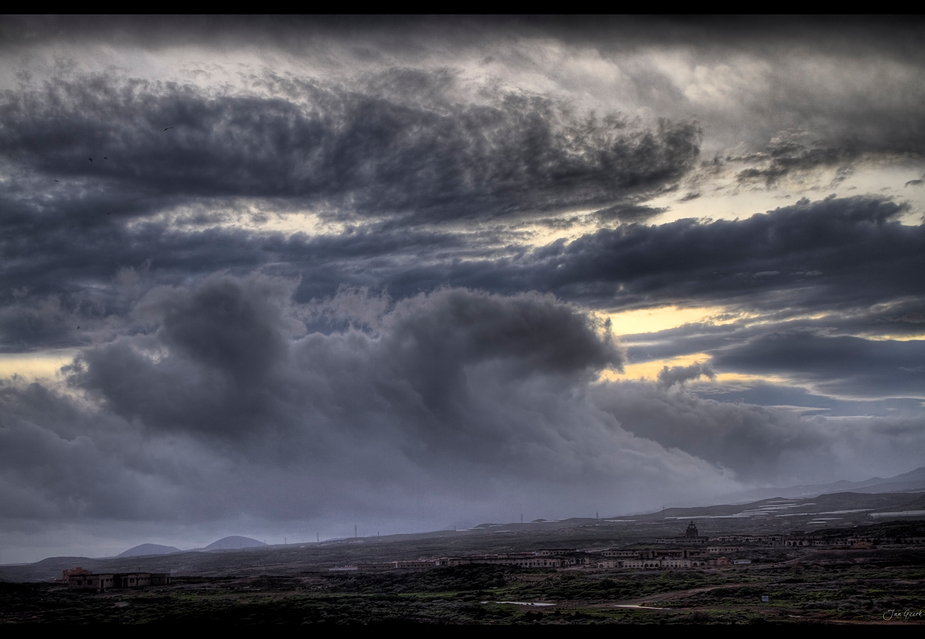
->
3;554;924;624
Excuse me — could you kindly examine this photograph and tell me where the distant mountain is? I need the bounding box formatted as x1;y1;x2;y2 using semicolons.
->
118;543;181;558
204;536;266;551
725;466;925;503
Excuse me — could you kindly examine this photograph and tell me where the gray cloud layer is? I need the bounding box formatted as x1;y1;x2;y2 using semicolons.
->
1;17;923;560
0;71;699;224
524;196;923;310
2;194;922;352
1;280;736;528
5;277;920;541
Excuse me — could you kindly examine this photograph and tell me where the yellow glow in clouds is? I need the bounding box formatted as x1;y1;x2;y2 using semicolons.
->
597;305;751;382
0;349;77;382
604;305;740;337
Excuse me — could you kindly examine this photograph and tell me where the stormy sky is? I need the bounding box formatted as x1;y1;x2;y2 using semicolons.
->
1;16;924;562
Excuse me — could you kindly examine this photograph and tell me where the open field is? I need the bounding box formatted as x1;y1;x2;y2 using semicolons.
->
3;547;924;624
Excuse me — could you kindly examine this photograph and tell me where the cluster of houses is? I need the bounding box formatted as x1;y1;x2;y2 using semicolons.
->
338;547;735;573
58;567;172;592
61;521;925;584
354;551;587;571
333;521;925;573
336;522;732;572
710;531;925;549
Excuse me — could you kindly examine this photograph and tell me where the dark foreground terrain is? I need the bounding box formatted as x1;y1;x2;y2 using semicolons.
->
3;551;924;625
4;501;924;624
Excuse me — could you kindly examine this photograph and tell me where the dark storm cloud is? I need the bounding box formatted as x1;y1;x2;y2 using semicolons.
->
0;63;700;352
537;15;925;58
546;17;925;178
156;278;294;382
518;196;925;311
7;16;925;175
0;381;192;521
0;210;475;350
67;276;300;441
272;194;925;314
67;278;623;447
4;16;922;60
60;274;916;506
618;294;925;369
735;144;856;187
657;362;715;389
724;81;925;185
0;15;513;55
592;202;666;223
0;70;700;224
591;380;823;482
0;290;89;350
2;16;925;559
3;193;920;353
712;332;925;400
381;287;623;376
0;277;745;526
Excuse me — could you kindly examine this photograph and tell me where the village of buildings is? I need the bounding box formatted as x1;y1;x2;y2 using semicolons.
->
58;520;925;590
58;567;171;592
331;521;925;573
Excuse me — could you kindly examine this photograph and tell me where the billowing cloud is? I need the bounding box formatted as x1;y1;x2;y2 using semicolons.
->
590;380;925;486
657;362;715;388
5;276;919;545
1;279;744;535
1;17;924;561
711;331;925;400
0;70;700;225
518;196;925;312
